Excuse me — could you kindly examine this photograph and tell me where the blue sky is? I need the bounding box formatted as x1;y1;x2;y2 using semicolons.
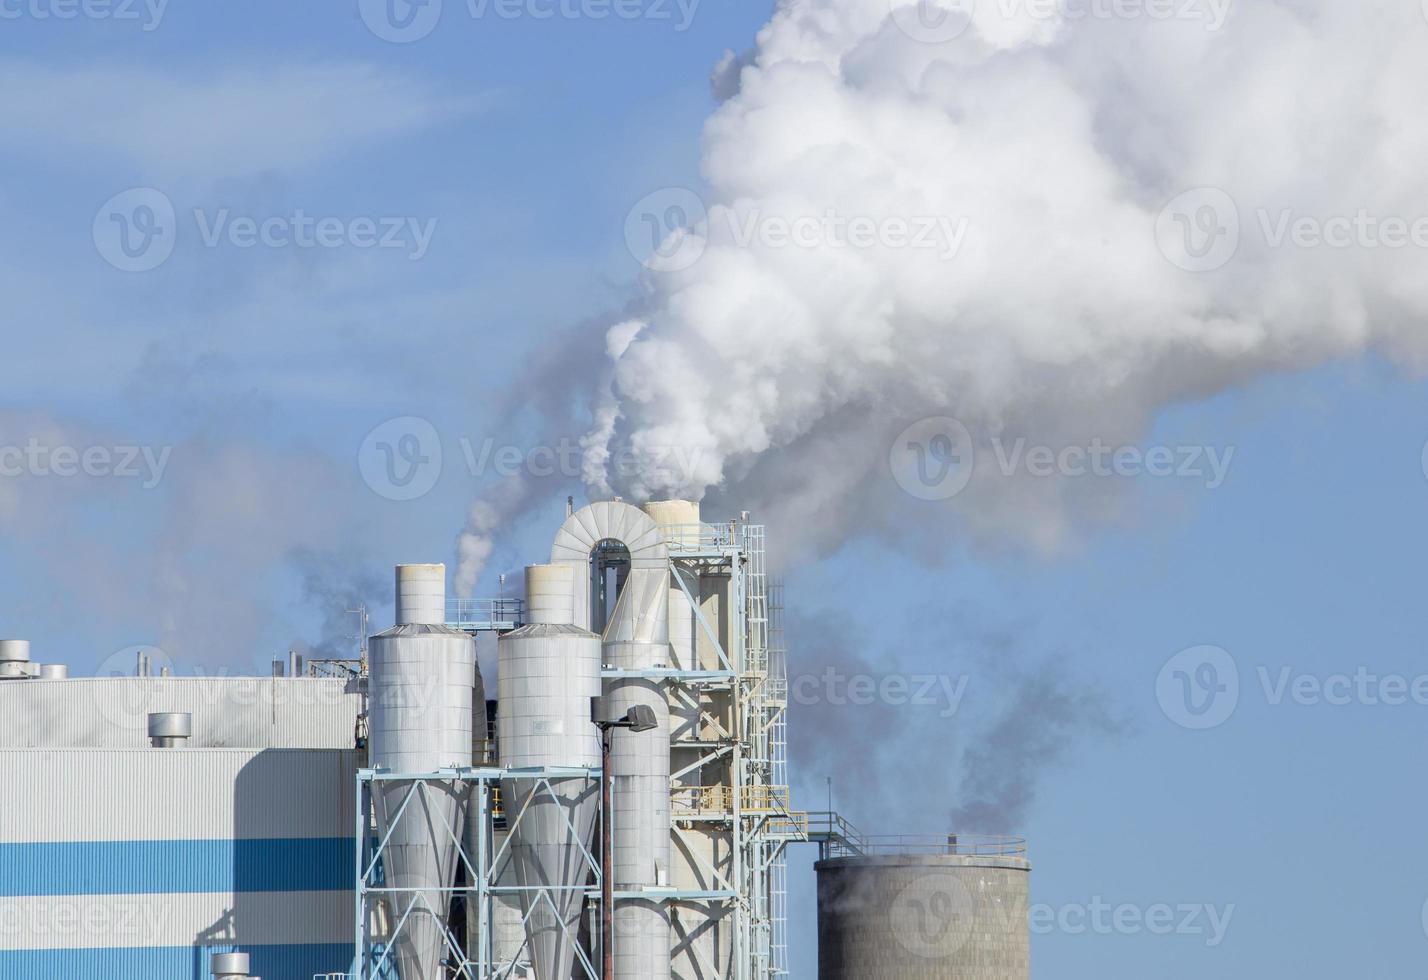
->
2;2;1427;977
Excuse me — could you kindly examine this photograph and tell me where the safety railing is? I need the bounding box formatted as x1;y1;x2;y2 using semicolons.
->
669;784;793;815
657;522;743;553
823;834;1028;859
445;597;524;631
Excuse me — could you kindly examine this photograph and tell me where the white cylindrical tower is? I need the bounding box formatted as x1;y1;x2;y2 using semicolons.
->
497;569;602;980
525;563;576;626
395;563;446;626
368;564;476;980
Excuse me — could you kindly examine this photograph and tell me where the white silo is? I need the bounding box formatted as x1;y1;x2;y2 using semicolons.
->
496;563;602;980
368;563;476;980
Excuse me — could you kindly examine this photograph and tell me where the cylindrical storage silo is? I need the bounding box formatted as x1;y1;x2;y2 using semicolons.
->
497;611;602;980
37;664;68;679
369;564;476;980
525;563;576;626
815;852;1031;980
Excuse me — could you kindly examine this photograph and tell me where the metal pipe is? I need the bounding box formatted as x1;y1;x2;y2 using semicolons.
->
602;726;614;980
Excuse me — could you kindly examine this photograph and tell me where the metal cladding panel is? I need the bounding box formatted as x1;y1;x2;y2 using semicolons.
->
497;625;602;980
0;942;351;980
0;748;358;843
0;890;351;949
0;678;360;750
0;747;357;980
815;855;1031;980
368;625;476;980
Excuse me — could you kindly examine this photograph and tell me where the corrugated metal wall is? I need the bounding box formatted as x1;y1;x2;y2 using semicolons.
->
0;748;360;980
0;677;360;749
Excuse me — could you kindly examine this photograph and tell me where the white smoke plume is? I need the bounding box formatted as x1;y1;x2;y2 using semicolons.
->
459;0;1428;588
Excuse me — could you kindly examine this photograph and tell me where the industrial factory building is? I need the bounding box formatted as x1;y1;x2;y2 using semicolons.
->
0;501;1029;979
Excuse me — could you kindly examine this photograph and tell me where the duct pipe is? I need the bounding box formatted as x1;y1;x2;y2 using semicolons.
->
602;565;672;980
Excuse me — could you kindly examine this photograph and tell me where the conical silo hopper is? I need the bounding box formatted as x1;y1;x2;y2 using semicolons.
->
498;564;602;980
369;564;476;980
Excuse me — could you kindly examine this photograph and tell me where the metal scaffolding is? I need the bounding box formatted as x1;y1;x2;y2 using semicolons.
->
391;512;805;980
658;520;801;980
354;766;604;980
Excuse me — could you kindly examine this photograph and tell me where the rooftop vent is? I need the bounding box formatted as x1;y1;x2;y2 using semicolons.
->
148;712;193;748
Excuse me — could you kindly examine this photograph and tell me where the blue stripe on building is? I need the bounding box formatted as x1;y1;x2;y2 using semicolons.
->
0;838;355;897
0;942;353;980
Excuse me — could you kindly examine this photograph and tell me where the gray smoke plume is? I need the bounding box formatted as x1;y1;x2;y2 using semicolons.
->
948;658;1123;834
289;548;386;663
788;606;1121;834
450;0;1428;592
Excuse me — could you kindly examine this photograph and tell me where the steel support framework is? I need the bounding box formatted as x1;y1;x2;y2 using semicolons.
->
430;515;801;980
354;766;603;980
656;521;798;980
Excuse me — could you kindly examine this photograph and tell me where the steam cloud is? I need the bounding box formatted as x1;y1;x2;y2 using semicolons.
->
457;0;1428;591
